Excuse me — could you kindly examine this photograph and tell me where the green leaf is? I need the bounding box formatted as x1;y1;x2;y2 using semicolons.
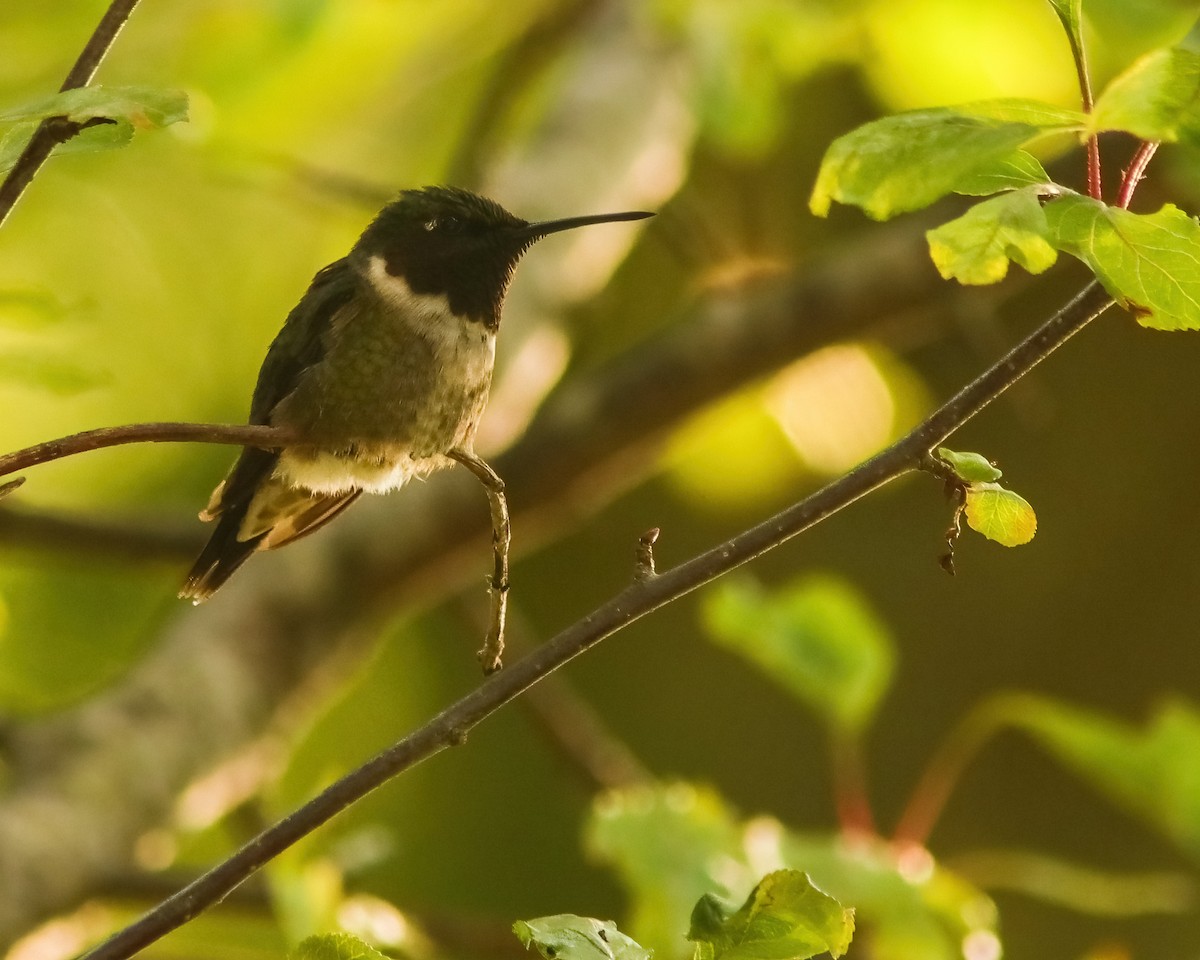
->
588;783;999;960
0;85;187;174
927;186;1059;285
703;575;894;734
954;98;1087;128
963;483;1037;546
1044;195;1200;330
0;85;189;127
811;111;1036;220
1012;697;1200;861
952;150;1051;196
687;871;854;960
779;832;997;960
1091;47;1200;143
514;916;652;960
291;933;388;960
935;448;1003;483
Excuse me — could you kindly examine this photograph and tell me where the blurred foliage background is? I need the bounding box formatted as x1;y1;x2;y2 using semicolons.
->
3;1;1200;958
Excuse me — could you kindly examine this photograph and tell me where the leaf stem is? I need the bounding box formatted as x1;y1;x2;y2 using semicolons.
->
1116;141;1160;209
892;693;1035;847
1057;6;1103;199
0;0;142;228
830;732;876;836
77;282;1114;960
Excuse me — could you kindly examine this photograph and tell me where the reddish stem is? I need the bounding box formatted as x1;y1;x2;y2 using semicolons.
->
1116;141;1160;209
892;695;1029;847
831;732;876;836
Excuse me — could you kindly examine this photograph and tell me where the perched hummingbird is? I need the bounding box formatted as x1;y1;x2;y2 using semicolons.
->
180;186;651;602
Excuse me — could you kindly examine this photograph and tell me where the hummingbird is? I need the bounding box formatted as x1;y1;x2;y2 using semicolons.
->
180;186;651;602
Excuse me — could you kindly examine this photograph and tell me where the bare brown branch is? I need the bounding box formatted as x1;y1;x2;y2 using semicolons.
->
80;282;1114;960
0;423;293;481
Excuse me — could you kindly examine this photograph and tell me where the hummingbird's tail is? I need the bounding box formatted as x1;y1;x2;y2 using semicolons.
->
180;448;363;603
179;447;276;603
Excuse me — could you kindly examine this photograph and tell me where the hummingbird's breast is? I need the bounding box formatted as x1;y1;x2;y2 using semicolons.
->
270;258;496;495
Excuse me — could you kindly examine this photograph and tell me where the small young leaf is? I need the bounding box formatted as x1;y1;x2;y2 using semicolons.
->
1044;195;1200;330
703;576;894;734
687;870;854;960
936;448;1003;483
1091;47;1200;144
514;916;651;960
291;933;388;960
811;111;1039;220
964;483;1037;546
1012;697;1200;861
927;187;1058;285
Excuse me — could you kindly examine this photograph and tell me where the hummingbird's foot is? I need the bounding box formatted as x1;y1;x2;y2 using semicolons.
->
449;448;511;674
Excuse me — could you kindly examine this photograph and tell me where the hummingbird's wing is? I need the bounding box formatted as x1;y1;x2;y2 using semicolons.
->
179;259;361;602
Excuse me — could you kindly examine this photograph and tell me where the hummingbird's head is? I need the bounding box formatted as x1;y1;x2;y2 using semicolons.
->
353;186;652;327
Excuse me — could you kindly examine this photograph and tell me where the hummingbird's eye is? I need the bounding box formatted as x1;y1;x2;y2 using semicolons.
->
423;219;438;232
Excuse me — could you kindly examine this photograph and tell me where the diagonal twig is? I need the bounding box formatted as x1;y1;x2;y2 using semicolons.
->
79;281;1115;960
0;0;143;228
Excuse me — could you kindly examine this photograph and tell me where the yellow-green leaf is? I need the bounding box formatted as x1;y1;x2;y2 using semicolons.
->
964;483;1037;546
927;187;1058;285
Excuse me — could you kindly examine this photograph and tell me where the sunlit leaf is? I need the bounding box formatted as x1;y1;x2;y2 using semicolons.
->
514;916;651;960
953;150;1051;195
927;187;1058;285
810;103;1079;220
1091;47;1200;143
1044;195;1200;330
1012;697;1200;861
964;483;1037;546
703;576;894;733
936;448;1003;483
291;933;387;960
955;98;1086;127
687;871;854;960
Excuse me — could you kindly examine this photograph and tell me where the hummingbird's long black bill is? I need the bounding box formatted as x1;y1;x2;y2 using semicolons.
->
521;209;654;240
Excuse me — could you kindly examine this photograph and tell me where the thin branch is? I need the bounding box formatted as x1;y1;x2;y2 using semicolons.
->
1116;140;1160;210
79;281;1115;960
0;423;293;480
0;0;142;228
